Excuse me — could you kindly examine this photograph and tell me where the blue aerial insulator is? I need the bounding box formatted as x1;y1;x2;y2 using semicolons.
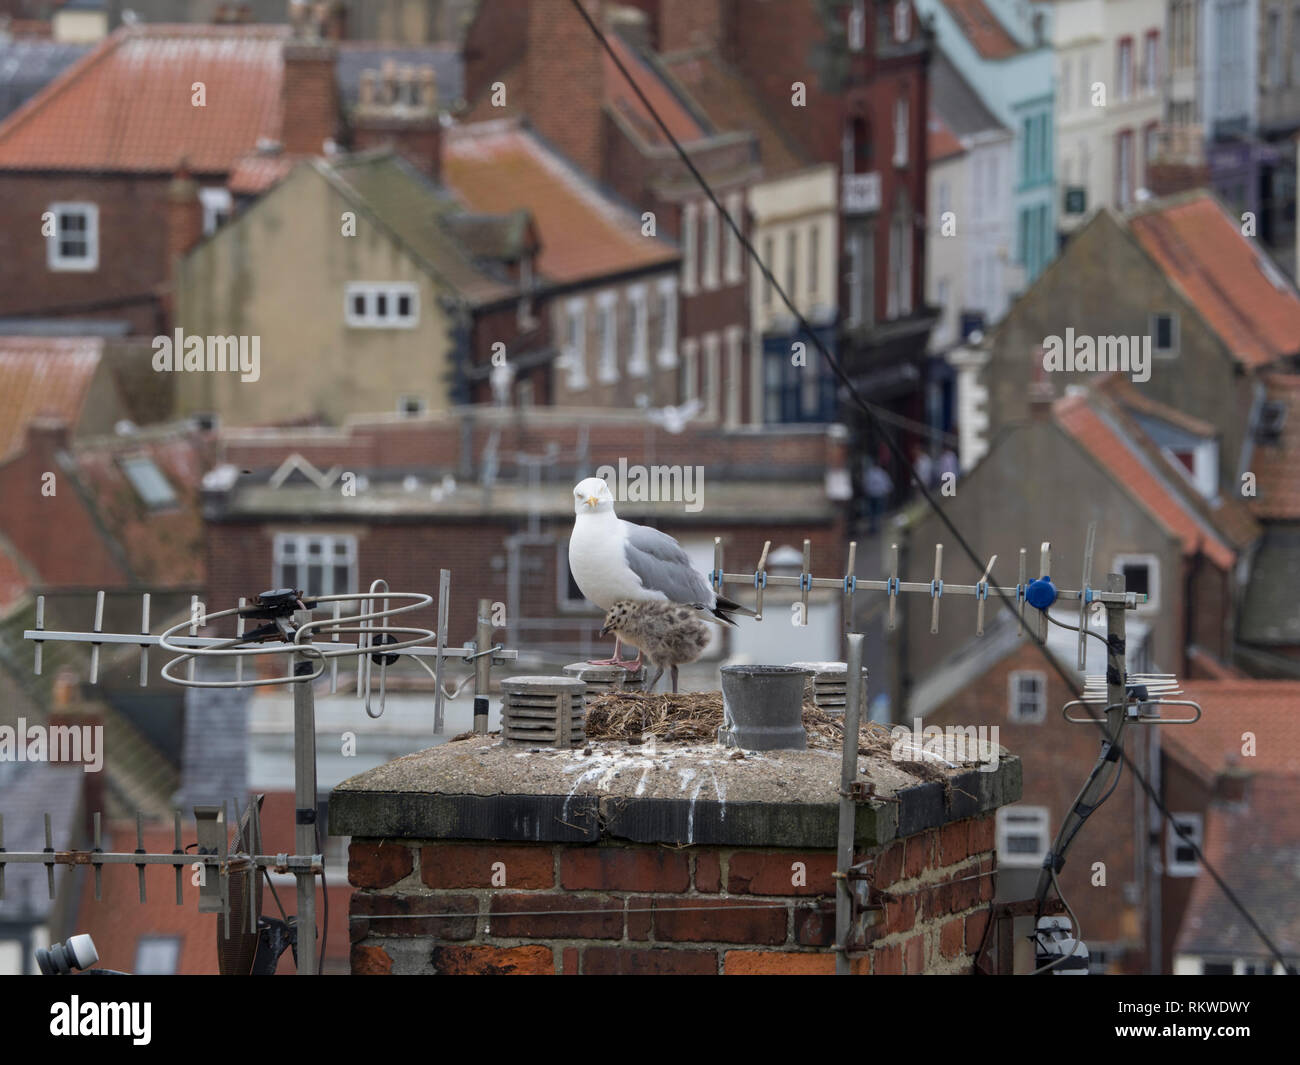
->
1025;575;1057;610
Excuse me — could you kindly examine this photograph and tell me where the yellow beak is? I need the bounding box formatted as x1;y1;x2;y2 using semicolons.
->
585;496;599;508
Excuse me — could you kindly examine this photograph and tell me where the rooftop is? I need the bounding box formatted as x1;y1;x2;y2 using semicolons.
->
442;119;678;286
1247;374;1300;521
1175;775;1300;963
331;732;1021;848
0;336;101;461
941;0;1023;61
1162;680;1300;784
0;25;291;173
1128;193;1300;370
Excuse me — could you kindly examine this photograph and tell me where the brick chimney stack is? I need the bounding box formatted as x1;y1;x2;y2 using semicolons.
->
525;0;605;178
167;162;204;265
350;60;444;181
281;3;340;157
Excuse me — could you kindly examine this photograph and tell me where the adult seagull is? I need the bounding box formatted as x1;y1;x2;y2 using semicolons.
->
568;476;754;668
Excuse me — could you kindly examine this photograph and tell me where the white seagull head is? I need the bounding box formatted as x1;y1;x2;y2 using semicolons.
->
573;476;616;516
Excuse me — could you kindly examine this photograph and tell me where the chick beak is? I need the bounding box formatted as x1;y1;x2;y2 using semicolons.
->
599;623;612;637
585;496;599;508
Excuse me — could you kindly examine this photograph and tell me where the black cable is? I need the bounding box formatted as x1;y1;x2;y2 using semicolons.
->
570;0;1290;973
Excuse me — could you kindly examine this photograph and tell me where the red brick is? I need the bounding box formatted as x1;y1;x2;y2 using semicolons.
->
965;909;991;956
939;820;971;865
489;893;624;939
560;846;689;893
873;941;902;974
881;894;916;936
348;842;414;889
873;840;905;887
723;950;837;975
695;850;722;892
351;892;477;939
431;944;555;975
351;943;392;974
904;829;936;879
978;856;996;902
647;896;788;944
562;947;580;974
628;895;654;940
968;815;996;855
421;843;553;890
583;947;718;975
794;903;836;946
940;917;965;959
726;851;836;895
903;932;925;973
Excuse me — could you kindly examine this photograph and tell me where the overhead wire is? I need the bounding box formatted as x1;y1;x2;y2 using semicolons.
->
568;0;1289;973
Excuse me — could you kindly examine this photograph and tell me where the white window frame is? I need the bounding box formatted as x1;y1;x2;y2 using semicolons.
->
725;325;743;427
199;187;233;236
563;297;588;390
627;284;649;376
344;283;419;328
681;201;699;295
681;337;699;403
703;331;721;420
656;276;678;368
1165;812;1203;876
893;0;910;42
1008;670;1048;723
848;0;866;51
272;532;358;598
1113;553;1159;612
723;192;743;284
997;805;1050;868
1150;311;1179;357
46;201;98;272
702;200;720;290
893;95;909;167
596;290;618;383
134;936;181;976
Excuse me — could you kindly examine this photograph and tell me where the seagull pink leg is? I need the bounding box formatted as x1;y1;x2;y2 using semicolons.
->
588;635;626;667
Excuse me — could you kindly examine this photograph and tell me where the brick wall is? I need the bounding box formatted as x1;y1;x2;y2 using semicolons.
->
281;40;339;156
0;173;170;333
525;0;606;179
345;815;998;974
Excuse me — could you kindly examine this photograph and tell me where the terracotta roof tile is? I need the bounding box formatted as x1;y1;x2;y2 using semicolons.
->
1054;392;1237;569
1249;373;1300;520
71;426;208;588
1174;774;1300;962
603;32;707;146
228;150;297;195
1162;681;1300;782
0;336;101;461
442;119;678;285
1129;194;1300;369
941;0;1023;61
0;25;290;174
0;533;37;614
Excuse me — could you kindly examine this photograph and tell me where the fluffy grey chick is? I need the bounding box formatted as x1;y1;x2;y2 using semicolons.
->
600;600;710;694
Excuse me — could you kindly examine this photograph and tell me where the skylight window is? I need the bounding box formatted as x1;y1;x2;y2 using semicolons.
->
121;455;177;508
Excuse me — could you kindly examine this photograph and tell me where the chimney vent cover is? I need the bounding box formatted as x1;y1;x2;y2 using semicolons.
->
501;676;587;747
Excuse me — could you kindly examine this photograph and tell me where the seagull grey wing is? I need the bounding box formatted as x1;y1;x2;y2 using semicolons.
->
622;522;714;606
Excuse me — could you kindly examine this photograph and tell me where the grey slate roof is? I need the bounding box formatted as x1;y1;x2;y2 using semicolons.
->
0;40;92;124
929;51;1007;140
0;760;83;923
1239;524;1300;646
178;663;250;810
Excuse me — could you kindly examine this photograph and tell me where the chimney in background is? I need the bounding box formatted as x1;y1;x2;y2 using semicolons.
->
281;11;340;157
167;161;204;265
525;0;605;178
350;61;443;181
